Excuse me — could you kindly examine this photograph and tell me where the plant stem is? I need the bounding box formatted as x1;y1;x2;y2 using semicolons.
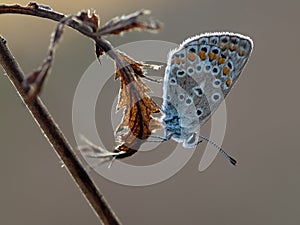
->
0;36;122;225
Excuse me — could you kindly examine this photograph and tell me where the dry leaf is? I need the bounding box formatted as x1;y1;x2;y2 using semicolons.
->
76;10;99;32
23;16;68;100
114;52;161;154
80;52;162;160
97;9;162;36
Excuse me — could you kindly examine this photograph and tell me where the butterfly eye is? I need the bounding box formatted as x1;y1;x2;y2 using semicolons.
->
186;133;198;146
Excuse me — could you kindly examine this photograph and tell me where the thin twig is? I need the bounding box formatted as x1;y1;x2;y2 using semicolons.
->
0;4;119;65
0;4;153;67
0;3;159;97
0;36;122;225
0;3;156;97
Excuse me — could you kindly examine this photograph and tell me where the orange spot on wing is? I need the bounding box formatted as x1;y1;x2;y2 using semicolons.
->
180;58;186;64
198;51;207;60
208;52;217;61
218;56;226;65
238;50;245;56
229;45;237;51
175;57;181;64
226;78;232;87
187;52;197;61
223;66;230;76
221;45;227;51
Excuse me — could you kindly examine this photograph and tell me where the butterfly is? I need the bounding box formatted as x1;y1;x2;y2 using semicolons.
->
161;32;253;164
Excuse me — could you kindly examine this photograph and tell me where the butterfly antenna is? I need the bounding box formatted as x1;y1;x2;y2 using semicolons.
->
198;134;237;166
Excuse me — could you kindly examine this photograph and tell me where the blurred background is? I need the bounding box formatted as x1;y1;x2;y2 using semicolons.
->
0;0;299;225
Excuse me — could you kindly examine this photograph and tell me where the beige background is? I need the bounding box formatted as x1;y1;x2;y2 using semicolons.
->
0;0;299;225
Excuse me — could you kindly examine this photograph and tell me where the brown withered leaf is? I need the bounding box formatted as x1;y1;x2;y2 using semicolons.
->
23;15;69;100
94;9;162;61
115;52;161;135
96;9;162;36
80;52;162;160
114;52;162;157
76;10;99;32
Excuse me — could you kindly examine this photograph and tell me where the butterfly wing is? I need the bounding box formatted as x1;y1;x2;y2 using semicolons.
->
162;32;253;147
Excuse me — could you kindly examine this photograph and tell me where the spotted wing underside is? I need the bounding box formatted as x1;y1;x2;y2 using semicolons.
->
162;32;253;147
